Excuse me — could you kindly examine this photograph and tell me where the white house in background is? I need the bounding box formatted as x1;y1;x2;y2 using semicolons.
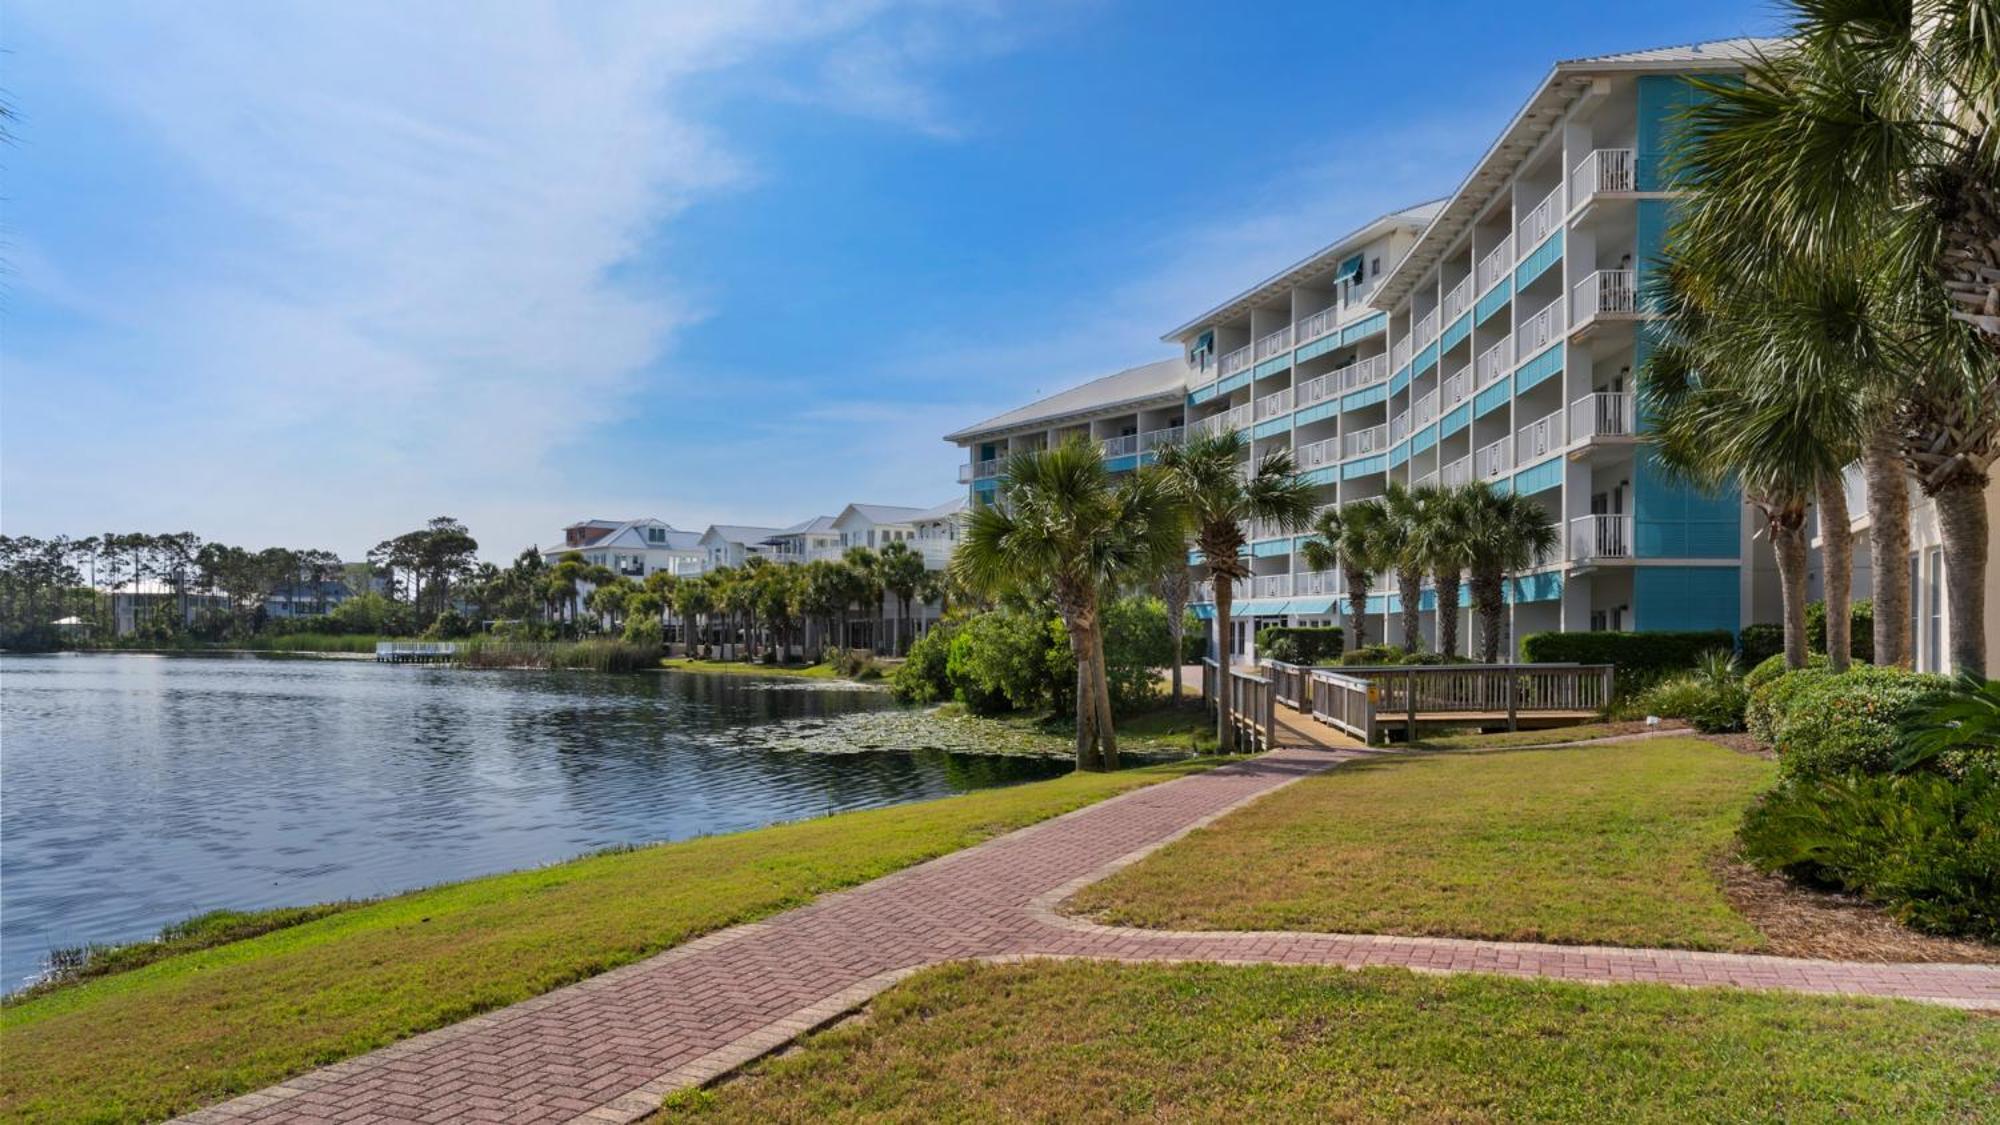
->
830;504;930;554
542;518;705;578
102;579;231;635
764;516;842;564
699;525;784;571
910;496;967;569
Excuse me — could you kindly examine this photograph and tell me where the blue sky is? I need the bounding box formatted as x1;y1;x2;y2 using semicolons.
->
2;1;1779;560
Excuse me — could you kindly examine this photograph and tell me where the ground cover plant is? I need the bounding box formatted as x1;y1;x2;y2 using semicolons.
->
1070;738;1774;949
0;759;1221;1125
662;960;2000;1123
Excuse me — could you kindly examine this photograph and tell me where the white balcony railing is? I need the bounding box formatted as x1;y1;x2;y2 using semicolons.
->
1391;336;1413;370
1519;296;1567;356
1441;454;1473;488
1476;233;1515;291
1296;569;1340;597
1475;435;1512;480
1569;148;1635;204
1442;275;1473;323
1298;435;1339;469
1415;470;1440;489
1569;514;1635;561
1255;324;1294;362
1139;425;1185;452
1219;343;1254;378
1099;434;1139;458
1254;573;1292;599
1247;517;1290;542
1390;410;1411;444
1338;354;1391;392
960;458;1001;483
1475;334;1514;387
1441;366;1473;409
1570;392;1635;440
1192;578;1215;604
1255;387;1294;422
1297;371;1337;408
1517;184;1564;254
1414;388;1440;428
1190;402;1254;439
1343;423;1388;459
1414;308;1441;347
1573;269;1637;323
1296;307;1339;347
1516;407;1567;463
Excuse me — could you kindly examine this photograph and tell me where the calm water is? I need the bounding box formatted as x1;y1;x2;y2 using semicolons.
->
0;653;1067;990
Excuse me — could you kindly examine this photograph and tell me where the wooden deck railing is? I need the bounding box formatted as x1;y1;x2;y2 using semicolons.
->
1306;663;1614;743
1259;659;1310;714
1226;667;1278;753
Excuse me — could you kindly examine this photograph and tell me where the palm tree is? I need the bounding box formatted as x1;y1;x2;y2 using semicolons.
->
1409;485;1474;658
1672;8;1997;676
1154;563;1192;705
1376;483;1429;654
875;541;927;655
952;437;1185;771
1152;429;1318;751
1299;501;1387;651
1459;486;1558;663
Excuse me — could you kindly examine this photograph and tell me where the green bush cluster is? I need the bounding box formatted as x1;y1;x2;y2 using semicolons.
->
1752;665;1951;780
1737;600;1874;667
1521;630;1733;689
1740;769;2000;941
1253;626;1344;666
892;597;1178;717
1638;651;1748;732
1332;644;1472;666
1736;623;1784;667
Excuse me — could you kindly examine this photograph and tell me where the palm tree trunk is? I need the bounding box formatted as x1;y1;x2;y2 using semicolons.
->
1213;575;1236;753
1863;421;1913;666
1434;571;1462;658
1066;608;1105;771
1090;615;1118;770
1159;568;1189;706
1397;568;1422;653
1472;569;1505;663
1771;507;1811;669
1932;477;1989;680
1344;565;1370;649
1815;475;1853;672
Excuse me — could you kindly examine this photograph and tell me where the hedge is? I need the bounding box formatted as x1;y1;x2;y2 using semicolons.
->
1765;665;1953;781
1254;625;1344;665
1520;629;1733;683
1737;623;1784;667
1737;600;1875;667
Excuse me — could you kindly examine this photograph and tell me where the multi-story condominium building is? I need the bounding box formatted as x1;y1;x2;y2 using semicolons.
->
543;518;707;578
943;358;1188;508
909;497;967;566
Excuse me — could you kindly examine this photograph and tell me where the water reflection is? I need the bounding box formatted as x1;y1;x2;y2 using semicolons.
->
0;654;1066;990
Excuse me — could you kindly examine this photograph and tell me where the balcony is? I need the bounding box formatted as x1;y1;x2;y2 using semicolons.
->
1442;275;1473;323
1415;470;1440;489
1475;334;1514;387
1297;371;1337;409
1219;343;1254;378
1138;425;1185;452
1246;517;1291;542
1516;407;1567;463
1414;308;1441;348
1391;336;1413;370
1475;435;1512;480
1190;402;1254;439
1099;433;1139;458
1441;365;1473;409
1569;392;1635;442
1296;306;1339;347
1192;578;1215;604
1255;324;1294;362
1343;423;1388;459
1516;184;1564;254
1572;269;1637;325
1295;569;1340;598
959;458;1001;483
1519;295;1566;357
1569;514;1635;562
1568;148;1635;206
1476;233;1515;291
1253;573;1292;599
1255;386;1294;422
1338;354;1390;392
1390;410;1411;445
1441;454;1473;488
1298;435;1339;470
1414;388;1440;428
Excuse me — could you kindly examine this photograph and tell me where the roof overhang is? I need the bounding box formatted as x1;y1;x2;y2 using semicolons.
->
943;386;1185;445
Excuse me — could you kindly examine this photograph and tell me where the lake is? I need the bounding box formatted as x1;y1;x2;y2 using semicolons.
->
0;653;1068;990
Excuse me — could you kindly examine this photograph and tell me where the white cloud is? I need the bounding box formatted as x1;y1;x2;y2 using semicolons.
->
0;0;1009;558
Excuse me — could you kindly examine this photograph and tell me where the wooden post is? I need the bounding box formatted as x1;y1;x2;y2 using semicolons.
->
1506;666;1519;733
1262;679;1276;752
1405;670;1417;741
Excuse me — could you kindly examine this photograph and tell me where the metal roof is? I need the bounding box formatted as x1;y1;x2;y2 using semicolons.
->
943;358;1186;443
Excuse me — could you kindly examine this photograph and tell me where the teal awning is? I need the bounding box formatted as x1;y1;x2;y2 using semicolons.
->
1191;603;1216;620
1288;597;1335;615
1336;253;1364;282
1192;329;1214;354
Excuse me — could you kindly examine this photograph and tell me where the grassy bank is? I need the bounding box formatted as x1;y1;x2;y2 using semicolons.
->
1412;718;1687;750
1071;738;1775;950
93;633;400;655
658;658;850;680
455;636;661;672
971;702;1219;756
664;961;2000;1122
0;758;1221;1124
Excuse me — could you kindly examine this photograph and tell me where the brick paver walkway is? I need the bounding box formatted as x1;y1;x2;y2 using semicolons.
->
182;746;2000;1124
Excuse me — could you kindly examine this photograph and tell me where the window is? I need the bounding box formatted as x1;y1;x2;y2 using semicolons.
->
1371;257;1382;277
1926;547;1943;673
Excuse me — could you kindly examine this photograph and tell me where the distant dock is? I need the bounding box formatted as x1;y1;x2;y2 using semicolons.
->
375;641;458;664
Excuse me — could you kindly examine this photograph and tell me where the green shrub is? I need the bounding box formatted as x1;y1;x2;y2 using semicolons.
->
1745;664;1832;746
1897;676;2000;778
1099;597;1176;712
1737;623;1784;667
1521;630;1733;688
621;615;663;646
946;611;1061;715
1638;650;1747;733
1740;769;2000;941
1806;598;1875;664
890;621;956;703
1767;666;1953;780
1743;651;1828;696
1253;626;1343;665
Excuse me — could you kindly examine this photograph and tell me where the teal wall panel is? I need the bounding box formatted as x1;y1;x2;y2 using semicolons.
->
1440;312;1471;352
1413;341;1440;377
1253;354;1291;380
1514;344;1563;393
1512;458;1561;495
1189;384;1215;406
1474;378;1511;417
1341;454;1387;479
1295;400;1338;427
1636;199;1673;313
1251;539;1291;558
1508;571;1562;604
1389;441;1410;468
1635;448;1740;558
1411;424;1438;455
1211;372;1250;398
1440;403;1471;438
1637;74;1727;191
1514;228;1563;289
1635;565;1740;633
1105;454;1139;473
1295;333;1340;364
1389;366;1411;396
1342;383;1388;411
1475;278;1512;324
1301;466;1338;487
1252;416;1289;440
1341;312;1387;344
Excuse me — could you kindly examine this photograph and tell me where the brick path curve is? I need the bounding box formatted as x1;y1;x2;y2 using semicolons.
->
181;746;2000;1124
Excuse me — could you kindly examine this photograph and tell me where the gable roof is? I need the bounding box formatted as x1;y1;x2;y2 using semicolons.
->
701;524;783;547
833;503;930;528
910;496;968;523
944;358;1186;443
771;515;839;538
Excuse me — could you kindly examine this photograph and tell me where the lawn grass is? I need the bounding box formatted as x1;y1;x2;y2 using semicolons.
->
972;702;1220;756
1412;718;1683;750
1071;737;1776;950
0;759;1222;1125
658;658;851;680
662;960;2000;1123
